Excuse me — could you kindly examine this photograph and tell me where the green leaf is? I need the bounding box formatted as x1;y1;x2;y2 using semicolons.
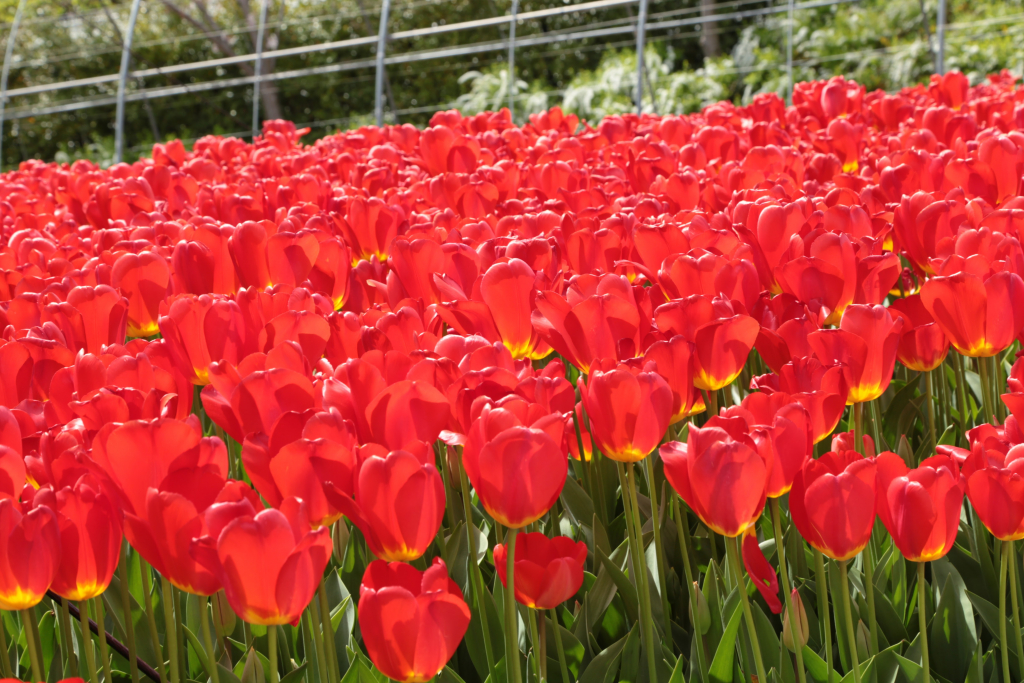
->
966;590;1021;679
438;665;467;683
578;634;628;683
280;663;308;683
708;588;742;683
182;624;212;681
561;475;596;526
618;624;641;683
802;645;840;683
544;613;585;678
595;543;640;624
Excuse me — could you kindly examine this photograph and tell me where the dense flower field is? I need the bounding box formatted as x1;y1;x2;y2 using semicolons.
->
2;69;1024;683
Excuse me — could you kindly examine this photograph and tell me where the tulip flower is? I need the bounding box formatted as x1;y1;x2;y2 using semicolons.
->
776;232;857;325
191;497;332;625
493;533;588;609
722;392;811;497
579;360;673;462
654;295;761;392
462;404;567;529
876;453;964;562
326;448;445;562
920;270;1024;357
782;589;810;652
358;559;470;683
753;356;848;443
962;444;1024;540
112;251;172;338
808;304;904;404
40;475;123;601
789;450;877;561
642;336;705;422
0;499;61;610
888;294;949;371
741;530;781;614
661;422;770;537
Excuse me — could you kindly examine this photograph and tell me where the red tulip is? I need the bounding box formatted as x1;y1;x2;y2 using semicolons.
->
39;475;123;601
888;294;949;371
920;270;1024;357
661;422;770;537
192;497;332;625
112;251;171;338
722;392;811;497
41;285;129;356
654;295;760;392
358;559;470;683
875;453;964;562
493;533;588;609
962;444;1024;540
752;356;848;444
642;336;704;423
462;404;567;529
790;450;876;561
579;360;673;462
0;499;60;610
326;448;445;562
808;304;904;404
776;232;857;326
741;530;781;614
1002;357;1024;425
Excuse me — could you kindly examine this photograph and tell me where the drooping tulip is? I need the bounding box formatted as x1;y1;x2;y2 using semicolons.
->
0;499;60;610
579;360;673;462
493;533;588;609
741;530;782;614
875;453;964;562
920;270;1024;357
462;404;567;529
808;304;904;404
661;422;770;537
789;450;877;561
191;497;332;625
358;559;471;683
326;448;445;562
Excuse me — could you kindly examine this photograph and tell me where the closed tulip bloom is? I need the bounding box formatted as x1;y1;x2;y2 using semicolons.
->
580;360;673;463
790;450;877;561
42;475;123;601
462;404;567;529
753;356;848;444
191;497;332;625
493;533;588;609
876;453;964;562
358;559;470;683
660;422;771;537
808;304;904;404
888;294;949;371
962;444;1024;540
741;530;782;614
642;336;705;423
0;499;60;610
920;270;1024;357
722;392;812;497
326;449;445;562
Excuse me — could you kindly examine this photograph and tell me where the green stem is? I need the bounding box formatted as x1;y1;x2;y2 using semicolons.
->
77;602;100;683
625;464;660;683
94;596;114;683
308;599;329;683
550;609;570;683
644;457;674;648
58;596;78;678
673;496;708;683
0;614;10;680
457;453;498;680
140;561;167;683
299;612;316;683
918;562;930;683
979;354;996;426
160;577;181;683
528;608;542;683
726;536;768;683
318;581;340;683
838;562;862;683
705;389;718;417
1009;541;1024;682
770;499;806;683
200;596;221;683
1001;542;1012;683
173;587;186;681
267;625;279;683
21;608;43;683
853;402;864;455
813;550;834;683
118;545;140;683
925;371;936;455
504;528;522;683
862;545;879;656
954;353;971;436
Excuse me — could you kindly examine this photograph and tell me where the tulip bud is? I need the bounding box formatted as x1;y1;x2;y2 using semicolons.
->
690;582;711;635
333;518;351;566
212;590;237;637
782;589;809;652
855;620;870;662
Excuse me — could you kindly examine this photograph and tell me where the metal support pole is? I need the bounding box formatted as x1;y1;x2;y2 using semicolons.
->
0;0;27;173
508;0;519;120
935;0;946;74
635;0;649;115
251;0;269;140
786;0;794;104
114;0;143;164
374;0;392;127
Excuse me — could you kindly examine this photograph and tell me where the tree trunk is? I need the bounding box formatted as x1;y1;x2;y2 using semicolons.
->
700;0;720;58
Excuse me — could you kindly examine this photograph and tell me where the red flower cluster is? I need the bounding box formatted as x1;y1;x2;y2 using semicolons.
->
3;69;1024;679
